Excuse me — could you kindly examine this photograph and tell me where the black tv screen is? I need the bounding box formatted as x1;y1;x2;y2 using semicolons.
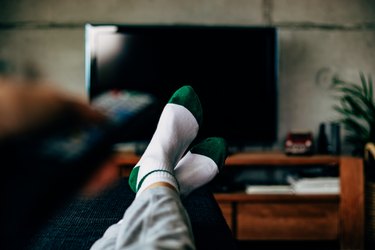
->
85;24;278;150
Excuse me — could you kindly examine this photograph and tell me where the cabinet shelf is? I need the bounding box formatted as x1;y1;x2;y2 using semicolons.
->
114;151;341;166
225;152;340;166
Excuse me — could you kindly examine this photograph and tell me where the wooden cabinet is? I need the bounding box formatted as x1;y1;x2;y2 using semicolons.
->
114;152;364;250
214;153;364;250
216;194;339;240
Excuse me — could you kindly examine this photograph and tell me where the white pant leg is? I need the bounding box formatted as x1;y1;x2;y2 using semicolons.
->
90;187;195;250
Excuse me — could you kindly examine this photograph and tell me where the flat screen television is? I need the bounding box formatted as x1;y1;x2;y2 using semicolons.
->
85;24;278;151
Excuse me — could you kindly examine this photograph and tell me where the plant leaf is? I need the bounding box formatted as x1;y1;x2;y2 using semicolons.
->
368;73;373;101
335;84;364;97
341;95;370;120
360;71;369;98
333;105;351;116
340;117;369;137
331;71;375;156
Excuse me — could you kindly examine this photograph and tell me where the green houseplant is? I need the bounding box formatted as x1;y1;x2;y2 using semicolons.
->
331;71;375;156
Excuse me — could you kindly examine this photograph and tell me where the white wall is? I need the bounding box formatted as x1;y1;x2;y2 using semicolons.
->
1;0;375;154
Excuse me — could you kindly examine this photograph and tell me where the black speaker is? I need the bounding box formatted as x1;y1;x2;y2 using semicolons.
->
317;123;329;154
330;122;341;155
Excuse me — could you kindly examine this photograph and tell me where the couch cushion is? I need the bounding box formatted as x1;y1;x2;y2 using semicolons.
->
26;178;237;250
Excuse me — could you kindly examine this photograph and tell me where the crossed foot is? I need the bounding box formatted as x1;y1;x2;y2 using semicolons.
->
128;85;228;197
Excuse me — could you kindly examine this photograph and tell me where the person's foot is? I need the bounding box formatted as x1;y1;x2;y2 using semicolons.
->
175;137;228;197
128;85;203;196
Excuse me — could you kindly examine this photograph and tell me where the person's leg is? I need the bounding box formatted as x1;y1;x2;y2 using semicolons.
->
91;86;202;250
90;137;228;250
129;136;227;198
128;85;203;195
91;185;195;250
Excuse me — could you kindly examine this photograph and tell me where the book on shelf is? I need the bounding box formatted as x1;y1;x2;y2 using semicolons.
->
245;177;340;195
245;185;294;194
288;176;340;194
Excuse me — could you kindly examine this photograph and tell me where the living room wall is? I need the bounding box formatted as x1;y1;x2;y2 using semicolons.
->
1;0;375;153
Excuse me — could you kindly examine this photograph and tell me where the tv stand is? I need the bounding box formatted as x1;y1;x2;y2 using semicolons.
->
114;151;364;250
214;152;364;250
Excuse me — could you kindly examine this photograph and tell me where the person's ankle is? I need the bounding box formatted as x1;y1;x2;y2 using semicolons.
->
141;182;178;193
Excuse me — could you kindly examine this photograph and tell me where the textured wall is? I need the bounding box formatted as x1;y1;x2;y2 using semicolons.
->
1;0;375;153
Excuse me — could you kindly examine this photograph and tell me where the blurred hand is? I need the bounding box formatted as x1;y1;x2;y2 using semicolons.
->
0;76;120;195
0;76;105;140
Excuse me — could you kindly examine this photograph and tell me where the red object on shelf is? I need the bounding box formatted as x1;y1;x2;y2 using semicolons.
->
284;131;314;155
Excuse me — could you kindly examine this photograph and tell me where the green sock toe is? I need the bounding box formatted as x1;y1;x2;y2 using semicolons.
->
128;166;140;193
168;85;203;127
190;137;228;170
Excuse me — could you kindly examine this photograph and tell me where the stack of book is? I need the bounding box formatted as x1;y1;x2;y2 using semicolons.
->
245;185;294;194
245;177;340;195
289;177;340;194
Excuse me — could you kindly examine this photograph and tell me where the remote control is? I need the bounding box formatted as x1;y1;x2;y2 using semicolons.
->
37;89;156;162
92;89;156;127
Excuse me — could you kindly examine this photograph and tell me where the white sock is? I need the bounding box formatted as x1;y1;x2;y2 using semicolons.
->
175;151;219;197
174;137;228;197
130;85;203;196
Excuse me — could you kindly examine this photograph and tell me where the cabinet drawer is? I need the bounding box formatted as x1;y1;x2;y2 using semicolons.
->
237;202;339;240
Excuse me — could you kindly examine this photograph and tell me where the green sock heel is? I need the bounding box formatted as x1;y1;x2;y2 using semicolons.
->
190;137;228;171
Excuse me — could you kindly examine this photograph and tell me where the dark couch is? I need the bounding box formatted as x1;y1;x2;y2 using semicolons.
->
26;178;237;250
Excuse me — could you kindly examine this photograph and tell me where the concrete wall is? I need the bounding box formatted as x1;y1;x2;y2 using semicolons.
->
1;0;375;154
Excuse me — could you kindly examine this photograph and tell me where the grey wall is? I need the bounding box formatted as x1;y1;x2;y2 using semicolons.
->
1;0;375;154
